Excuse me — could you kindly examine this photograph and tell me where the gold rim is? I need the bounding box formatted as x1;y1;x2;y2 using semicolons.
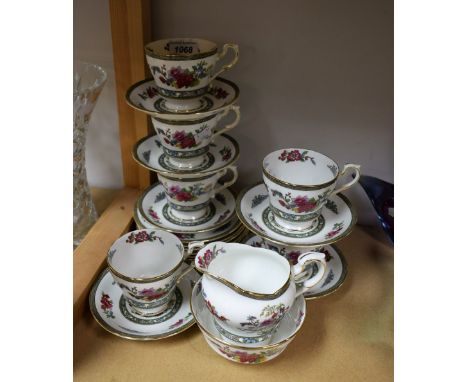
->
132;133;240;178
125;77;240;118
262;149;340;191
145;38;218;60
137;183;237;234
88;268;197;341
262;167;338;191
107;229;185;283
190;278;306;350
235;181;357;249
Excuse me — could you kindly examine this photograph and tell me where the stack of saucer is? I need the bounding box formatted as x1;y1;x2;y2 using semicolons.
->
236;149;361;300
126;38;247;254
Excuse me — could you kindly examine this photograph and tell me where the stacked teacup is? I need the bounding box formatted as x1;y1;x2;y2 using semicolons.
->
126;38;247;255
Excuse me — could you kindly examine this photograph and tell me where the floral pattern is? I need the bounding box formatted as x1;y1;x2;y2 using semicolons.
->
197;244;226;269
138;86;158;100
126;231;164;244
215;209;231;224
148;207;161;223
100;293;115;319
240;303;287;330
208;86;229;99
142;150;151;163
217;345;269;364
119;282;173;301
325;199;338;214
321;269;335;287
154;191;166;204
168;312;193;329
271;189;327;213
203;290;228;321
278;149;315;164
247;213;265;233
219;146;232;161
251;194;268;208
157;125;209;149
152;62;212;89
327;164;338;176
166;183;212;202
295;310;304;328
325;222;344;239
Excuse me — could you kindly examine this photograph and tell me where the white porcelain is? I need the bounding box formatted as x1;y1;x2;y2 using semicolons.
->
157;166;238;221
194;242;326;345
236;182;357;248
107;229;191;317
138;183;236;233
191;277;306;364
152;105;240;169
89;267;199;340
133;133;239;179
263;148;360;231
134;205;241;243
145;38;239;109
126;77;239;121
244;236;348;300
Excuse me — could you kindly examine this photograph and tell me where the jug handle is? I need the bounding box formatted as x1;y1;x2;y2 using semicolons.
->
292;252;328;297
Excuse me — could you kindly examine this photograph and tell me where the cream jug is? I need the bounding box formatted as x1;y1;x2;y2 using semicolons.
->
194;242;327;345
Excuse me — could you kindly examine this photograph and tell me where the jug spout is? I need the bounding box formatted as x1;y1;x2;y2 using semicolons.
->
194;242;292;300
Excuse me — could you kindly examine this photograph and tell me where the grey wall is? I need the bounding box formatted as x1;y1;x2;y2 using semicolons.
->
74;0;123;188
151;0;393;225
74;0;393;226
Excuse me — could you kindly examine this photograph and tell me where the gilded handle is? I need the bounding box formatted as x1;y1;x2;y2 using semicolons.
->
212;105;241;139
211;43;239;79
292;252;327;297
330;164;361;196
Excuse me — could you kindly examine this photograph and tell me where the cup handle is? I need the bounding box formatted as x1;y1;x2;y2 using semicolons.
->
292;252;327;297
212;105;241;139
176;241;207;283
330;164;361;196
213;166;238;194
211;43;239;79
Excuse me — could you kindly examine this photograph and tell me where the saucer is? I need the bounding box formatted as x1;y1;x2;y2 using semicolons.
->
137;183;236;233
190;278;306;364
126;77;239;121
134;204;241;242
133;133;240;178
236;182;357;248
89;267;200;340
244;236;348;300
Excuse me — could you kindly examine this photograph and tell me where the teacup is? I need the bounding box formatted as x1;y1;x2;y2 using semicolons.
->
263;148;361;231
194;242;327;345
145;38;239;111
107;229;190;317
152;104;240;169
157;166;238;221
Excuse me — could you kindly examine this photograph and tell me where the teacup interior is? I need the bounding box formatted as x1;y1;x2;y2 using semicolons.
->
208;244;290;294
263;148;339;186
109;230;183;279
146;38;217;58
